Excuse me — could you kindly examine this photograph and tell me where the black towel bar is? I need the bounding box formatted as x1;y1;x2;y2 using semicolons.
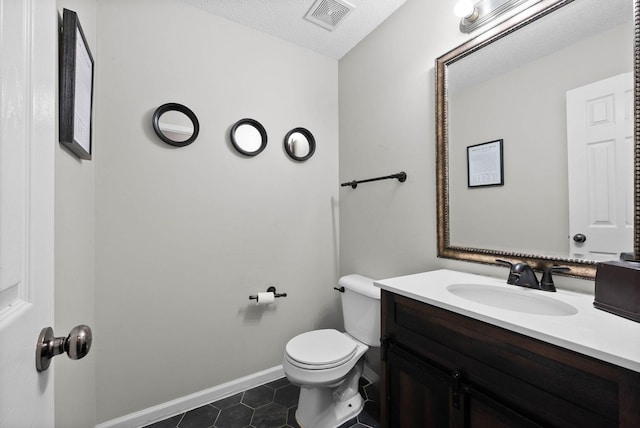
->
341;171;407;189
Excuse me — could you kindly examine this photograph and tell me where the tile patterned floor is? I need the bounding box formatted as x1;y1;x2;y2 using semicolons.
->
143;376;380;428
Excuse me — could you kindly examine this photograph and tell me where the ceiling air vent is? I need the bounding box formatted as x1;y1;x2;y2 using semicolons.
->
304;0;355;31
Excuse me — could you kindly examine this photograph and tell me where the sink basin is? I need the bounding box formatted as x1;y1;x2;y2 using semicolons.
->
447;283;579;316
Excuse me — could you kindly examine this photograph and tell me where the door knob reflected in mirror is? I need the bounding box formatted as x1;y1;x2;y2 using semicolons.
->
573;233;587;243
36;325;92;372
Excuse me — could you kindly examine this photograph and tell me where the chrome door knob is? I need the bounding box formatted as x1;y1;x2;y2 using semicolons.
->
36;325;92;372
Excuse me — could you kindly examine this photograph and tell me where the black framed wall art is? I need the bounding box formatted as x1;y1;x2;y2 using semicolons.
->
59;8;94;160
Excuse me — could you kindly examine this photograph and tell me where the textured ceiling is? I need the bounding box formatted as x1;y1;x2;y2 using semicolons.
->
179;0;407;59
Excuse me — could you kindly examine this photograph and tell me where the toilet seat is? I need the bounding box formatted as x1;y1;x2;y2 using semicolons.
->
285;329;358;370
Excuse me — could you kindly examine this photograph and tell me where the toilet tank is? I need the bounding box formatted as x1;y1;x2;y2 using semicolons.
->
339;275;381;347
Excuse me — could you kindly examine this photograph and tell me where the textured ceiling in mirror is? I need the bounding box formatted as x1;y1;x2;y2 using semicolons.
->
449;0;632;95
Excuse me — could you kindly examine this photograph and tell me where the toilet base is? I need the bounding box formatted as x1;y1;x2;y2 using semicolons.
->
294;359;365;428
295;389;364;428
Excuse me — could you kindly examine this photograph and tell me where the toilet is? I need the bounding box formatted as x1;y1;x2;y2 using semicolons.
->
283;274;380;428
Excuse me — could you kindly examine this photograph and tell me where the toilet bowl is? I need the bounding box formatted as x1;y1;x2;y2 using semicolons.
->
283;275;380;428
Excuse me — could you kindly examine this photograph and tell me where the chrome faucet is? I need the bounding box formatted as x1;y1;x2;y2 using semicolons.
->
496;260;570;292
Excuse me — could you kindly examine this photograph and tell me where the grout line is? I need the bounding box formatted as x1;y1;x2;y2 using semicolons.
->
151;376;378;428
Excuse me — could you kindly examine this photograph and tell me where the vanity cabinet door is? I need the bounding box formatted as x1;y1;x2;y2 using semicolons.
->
464;384;544;428
385;346;454;428
384;344;543;428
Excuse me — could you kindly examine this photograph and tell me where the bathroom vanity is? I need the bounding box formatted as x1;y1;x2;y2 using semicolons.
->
376;270;640;428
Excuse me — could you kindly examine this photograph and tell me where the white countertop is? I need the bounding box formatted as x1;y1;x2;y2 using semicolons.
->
375;269;640;373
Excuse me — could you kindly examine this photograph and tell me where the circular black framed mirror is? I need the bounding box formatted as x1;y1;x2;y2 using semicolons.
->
152;103;199;147
230;118;268;156
284;127;315;161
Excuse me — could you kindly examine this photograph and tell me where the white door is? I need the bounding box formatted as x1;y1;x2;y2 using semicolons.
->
566;73;634;261
0;0;57;426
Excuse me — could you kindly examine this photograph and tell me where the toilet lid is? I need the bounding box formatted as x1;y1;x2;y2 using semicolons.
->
286;329;358;368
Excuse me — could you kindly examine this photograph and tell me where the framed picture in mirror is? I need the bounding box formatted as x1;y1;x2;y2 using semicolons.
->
467;139;504;188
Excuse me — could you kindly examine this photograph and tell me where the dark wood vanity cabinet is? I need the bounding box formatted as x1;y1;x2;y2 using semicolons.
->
380;291;640;428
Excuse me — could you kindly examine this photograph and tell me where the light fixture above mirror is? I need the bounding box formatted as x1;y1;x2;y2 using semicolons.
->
454;0;541;33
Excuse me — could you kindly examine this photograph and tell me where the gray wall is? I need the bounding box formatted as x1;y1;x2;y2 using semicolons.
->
94;0;340;422
55;1;97;427
339;0;466;279
338;0;596;291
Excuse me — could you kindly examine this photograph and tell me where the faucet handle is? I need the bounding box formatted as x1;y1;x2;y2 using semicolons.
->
496;259;532;285
496;259;517;284
540;266;570;292
496;259;513;268
511;262;539;288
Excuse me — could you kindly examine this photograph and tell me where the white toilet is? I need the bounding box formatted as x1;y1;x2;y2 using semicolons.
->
283;274;380;428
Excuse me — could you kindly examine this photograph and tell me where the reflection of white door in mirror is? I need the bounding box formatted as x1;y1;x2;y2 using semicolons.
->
567;73;633;261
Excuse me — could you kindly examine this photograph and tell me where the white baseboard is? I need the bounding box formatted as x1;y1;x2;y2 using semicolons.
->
95;365;285;428
362;365;379;384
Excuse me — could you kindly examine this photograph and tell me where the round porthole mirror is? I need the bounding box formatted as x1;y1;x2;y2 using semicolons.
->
152;103;199;147
230;118;268;156
284;127;315;162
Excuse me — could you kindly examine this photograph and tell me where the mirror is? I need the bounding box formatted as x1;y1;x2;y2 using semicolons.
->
284;127;316;161
152;103;199;147
230;118;268;156
436;0;639;279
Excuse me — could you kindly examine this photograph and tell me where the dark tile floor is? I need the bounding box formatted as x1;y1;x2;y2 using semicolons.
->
143;376;380;428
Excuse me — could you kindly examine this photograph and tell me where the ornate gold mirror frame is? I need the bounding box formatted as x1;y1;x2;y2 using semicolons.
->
436;0;640;279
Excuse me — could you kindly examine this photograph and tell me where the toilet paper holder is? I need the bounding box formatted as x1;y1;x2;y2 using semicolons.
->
249;286;287;301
